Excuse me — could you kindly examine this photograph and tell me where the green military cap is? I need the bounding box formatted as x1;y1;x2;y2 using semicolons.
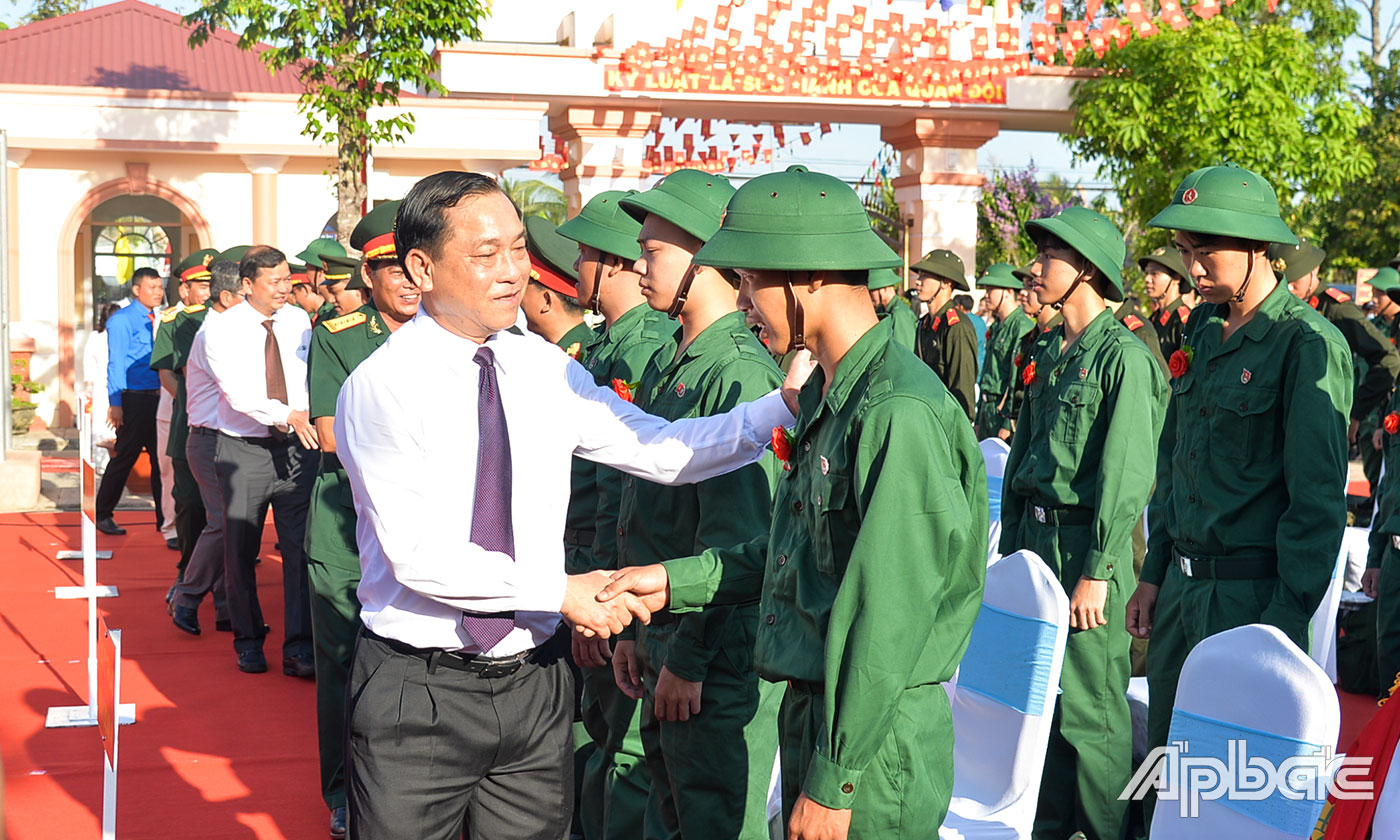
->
351;200;401;262
525;215;580;288
1267;240;1326;283
556;191;644;262
868;268;902;290
1137;246;1193;289
977;262;1022;290
1148;164;1298;246
1368;266;1400;293
176;248;220;282
911;249;970;290
220;245;252;265
693;165;901;272
296;236;347;267
321;254;367;291
619;169;736;243
288;263;311;287
1012;261;1037;284
1026;206;1127;301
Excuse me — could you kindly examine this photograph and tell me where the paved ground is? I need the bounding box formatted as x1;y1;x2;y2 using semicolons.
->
12;427;156;513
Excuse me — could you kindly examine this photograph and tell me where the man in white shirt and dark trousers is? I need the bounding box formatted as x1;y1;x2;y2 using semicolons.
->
335;172;807;840
203;245;320;676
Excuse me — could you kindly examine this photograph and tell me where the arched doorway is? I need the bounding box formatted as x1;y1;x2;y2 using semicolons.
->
81;193;189;329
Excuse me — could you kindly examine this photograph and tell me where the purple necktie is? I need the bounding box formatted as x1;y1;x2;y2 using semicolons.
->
461;345;517;651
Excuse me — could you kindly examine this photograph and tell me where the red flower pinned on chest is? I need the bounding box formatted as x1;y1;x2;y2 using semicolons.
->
771;426;796;469
1014;353;1024;369
1168;346;1194;379
611;378;639;403
1021;360;1038;386
1386;412;1400;436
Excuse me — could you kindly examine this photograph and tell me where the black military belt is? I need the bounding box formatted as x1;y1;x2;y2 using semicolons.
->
1172;547;1277;580
123;388;159;394
786;678;824;694
563;528;597;547
366;628;559;678
1028;502;1094;526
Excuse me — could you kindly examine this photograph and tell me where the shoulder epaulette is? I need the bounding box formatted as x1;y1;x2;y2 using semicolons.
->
1124;314;1144;331
322;311;367;333
1326;287;1351;302
186;304;206;314
1177;305;1191;321
1309;296;1321;310
946;310;961;326
160;308;181;324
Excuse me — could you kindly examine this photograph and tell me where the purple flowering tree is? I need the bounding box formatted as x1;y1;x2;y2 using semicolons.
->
976;165;1081;274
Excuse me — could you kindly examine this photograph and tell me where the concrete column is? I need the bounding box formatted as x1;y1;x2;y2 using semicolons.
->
242;155;288;246
6;149;27;321
881;119;1000;275
549;107;661;216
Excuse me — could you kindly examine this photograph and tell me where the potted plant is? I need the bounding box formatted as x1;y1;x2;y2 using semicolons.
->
11;372;42;434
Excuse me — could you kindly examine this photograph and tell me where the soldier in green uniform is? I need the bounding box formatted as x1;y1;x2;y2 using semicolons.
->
1275;239;1400;447
303;200;417;839
601;171;783;840
1127;166;1353;793
1002;262;1063;441
556;191;670;840
1365;274;1400;692
1356;268;1400;518
296;238;345;325
289;265;323;319
1000;207;1169;840
975;262;1034;440
152;248;220;591
1113;296;1168;373
319;254;368;318
1368;268;1400;341
912;249;979;421
600;165;988;840
866;268;916;351
1140;246;1195;359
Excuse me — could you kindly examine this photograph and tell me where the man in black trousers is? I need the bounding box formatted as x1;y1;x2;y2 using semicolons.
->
95;267;166;535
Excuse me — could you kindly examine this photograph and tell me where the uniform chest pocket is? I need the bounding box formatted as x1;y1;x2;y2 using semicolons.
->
1052;381;1102;445
814;470;852;576
1213;383;1279;463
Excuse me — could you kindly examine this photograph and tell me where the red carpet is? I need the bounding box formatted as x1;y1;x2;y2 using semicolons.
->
1;511;322;840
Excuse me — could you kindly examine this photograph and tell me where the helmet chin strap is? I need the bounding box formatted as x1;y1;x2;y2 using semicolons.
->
1050;268;1090;312
665;263;699;320
785;270;806;352
588;254;611;314
1230;250;1257;304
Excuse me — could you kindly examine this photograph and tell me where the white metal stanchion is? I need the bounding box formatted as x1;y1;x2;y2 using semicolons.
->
48;391;132;729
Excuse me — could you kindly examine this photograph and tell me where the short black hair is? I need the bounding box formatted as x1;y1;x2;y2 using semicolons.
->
239;246;287;282
954;294;974;310
395;171;513;268
209;259;241;300
528;279;584;315
131;267;162;286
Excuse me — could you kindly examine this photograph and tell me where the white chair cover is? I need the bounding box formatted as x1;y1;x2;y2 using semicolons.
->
1311;527;1368;681
1149;624;1340;840
981;437;1011;565
940;549;1071;840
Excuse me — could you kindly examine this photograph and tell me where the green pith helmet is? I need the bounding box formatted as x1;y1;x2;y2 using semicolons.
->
868;268;902;290
977;262;1022;290
556;190;644;262
619;169;736;243
176;248;220;282
351;200;401;262
525;215;581;283
1390;249;1400;270
1267;240;1326;284
296;236;347;267
220;245;252;265
321;254;367;291
1026;206;1127;301
1012;261;1037;284
1148;164;1298;246
692;165;901;272
1368;266;1400;294
1138;246;1193;290
910;249;970;290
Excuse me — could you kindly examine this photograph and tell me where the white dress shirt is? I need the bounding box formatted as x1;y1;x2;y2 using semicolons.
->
202;300;311;438
184;306;228;430
335;310;794;655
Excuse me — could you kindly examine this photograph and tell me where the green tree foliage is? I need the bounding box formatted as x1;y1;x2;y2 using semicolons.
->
502;174;568;225
183;0;489;245
1067;10;1372;242
976;165;1084;273
8;0;82;23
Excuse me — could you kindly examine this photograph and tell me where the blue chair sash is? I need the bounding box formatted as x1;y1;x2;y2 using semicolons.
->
957;602;1057;715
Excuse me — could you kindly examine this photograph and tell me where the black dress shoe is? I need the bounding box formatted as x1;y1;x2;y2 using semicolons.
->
283;654;315;678
329;806;347;838
165;538;179;551
95;518;126;536
237;650;268;673
171;605;201;636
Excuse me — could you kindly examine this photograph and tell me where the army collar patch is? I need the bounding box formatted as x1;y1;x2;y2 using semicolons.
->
369;314;383;335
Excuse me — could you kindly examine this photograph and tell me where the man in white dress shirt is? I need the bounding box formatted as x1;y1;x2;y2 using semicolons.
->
335;172;807;840
203;246;320;676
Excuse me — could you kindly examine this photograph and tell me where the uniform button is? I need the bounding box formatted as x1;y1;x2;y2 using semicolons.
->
1106;564;1114;572
803;441;811;452
1188;495;1196;503
1239;402;1248;411
1198;408;1206;417
794;500;804;512
765;614;775;625
777;554;787;566
1189;451;1196;460
841;783;854;794
1208;361;1217;372
617;527;624;536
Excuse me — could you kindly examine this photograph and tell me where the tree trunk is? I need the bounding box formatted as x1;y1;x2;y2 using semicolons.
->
334;117;367;249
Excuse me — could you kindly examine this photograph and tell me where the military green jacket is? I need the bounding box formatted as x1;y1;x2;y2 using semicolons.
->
979;307;1034;403
313;301;336;326
1144;281;1352;638
1309;285;1400;420
875;296;917;352
150;304;208;459
1153;296;1194;361
662;321;987;809
1001;309;1169;580
1115;300;1169;374
305;304;391;568
1368;385;1400;569
557;320;603;563
1370;313;1397;344
915;299;978;421
615;311;783;680
581;304;680;572
1001;314;1062;434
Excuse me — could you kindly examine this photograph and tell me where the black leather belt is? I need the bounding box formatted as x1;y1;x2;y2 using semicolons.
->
1027;501;1094;526
786;678;823;694
365;628;562;678
1172;546;1277;580
124;388;159;394
191;426;217;437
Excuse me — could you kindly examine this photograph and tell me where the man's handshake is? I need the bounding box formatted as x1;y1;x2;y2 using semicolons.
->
560;565;674;640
